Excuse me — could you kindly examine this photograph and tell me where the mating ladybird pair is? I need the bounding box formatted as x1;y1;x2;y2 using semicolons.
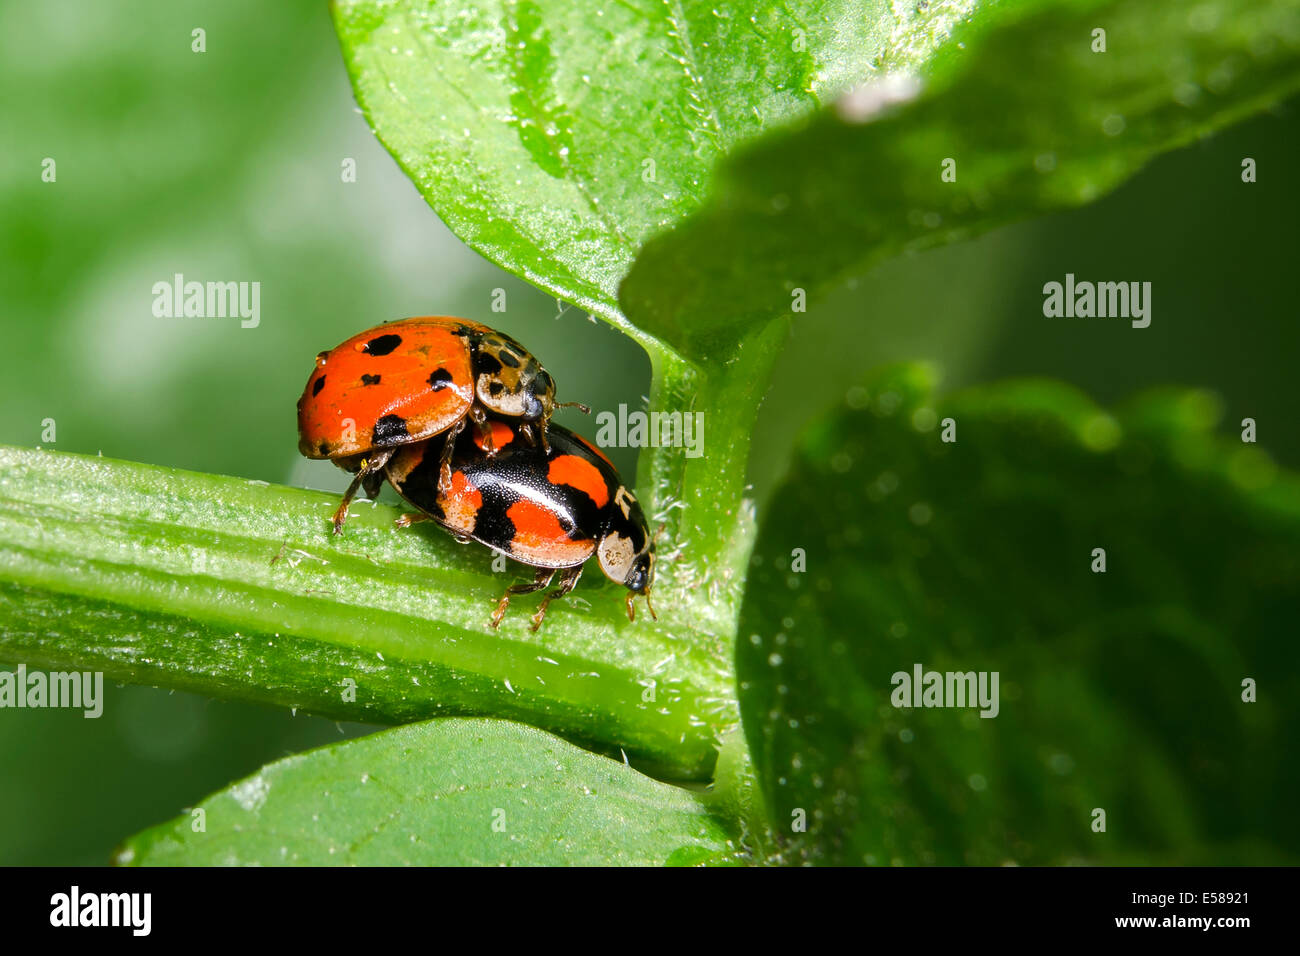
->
296;316;655;630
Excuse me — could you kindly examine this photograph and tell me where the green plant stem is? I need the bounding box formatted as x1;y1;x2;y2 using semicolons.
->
0;446;731;780
637;319;789;668
0;321;785;786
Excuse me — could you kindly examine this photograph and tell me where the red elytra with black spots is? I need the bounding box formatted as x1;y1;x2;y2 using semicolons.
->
386;420;656;631
297;316;556;461
295;316;561;534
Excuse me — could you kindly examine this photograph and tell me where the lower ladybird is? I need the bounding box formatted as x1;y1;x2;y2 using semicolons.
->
385;419;656;631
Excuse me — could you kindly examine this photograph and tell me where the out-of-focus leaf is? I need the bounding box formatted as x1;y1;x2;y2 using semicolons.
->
623;0;1300;354
739;365;1300;864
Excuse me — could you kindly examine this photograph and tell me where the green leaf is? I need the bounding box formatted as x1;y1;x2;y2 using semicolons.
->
118;718;739;865
331;0;966;356
334;1;902;652
738;365;1300;864
328;1;980;631
331;0;1300;648
622;0;1300;353
0;445;731;780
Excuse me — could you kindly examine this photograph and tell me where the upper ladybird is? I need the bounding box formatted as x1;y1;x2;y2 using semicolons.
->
296;316;565;533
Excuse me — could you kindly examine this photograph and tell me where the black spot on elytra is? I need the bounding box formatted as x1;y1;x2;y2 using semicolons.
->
372;415;409;446
496;349;521;369
312;376;326;396
363;334;402;356
317;441;331;456
428;368;453;391
390;443;452;521
489;382;505;397
361;374;381;386
468;491;516;549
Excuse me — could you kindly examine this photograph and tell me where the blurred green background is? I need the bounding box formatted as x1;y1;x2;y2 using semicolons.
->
1;0;1295;863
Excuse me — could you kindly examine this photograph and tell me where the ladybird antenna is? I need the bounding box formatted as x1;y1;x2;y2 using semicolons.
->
625;591;636;623
556;400;591;414
644;590;658;622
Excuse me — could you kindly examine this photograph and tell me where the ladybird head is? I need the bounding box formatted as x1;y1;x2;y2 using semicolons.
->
623;550;657;623
597;525;656;622
624;548;654;595
473;333;555;423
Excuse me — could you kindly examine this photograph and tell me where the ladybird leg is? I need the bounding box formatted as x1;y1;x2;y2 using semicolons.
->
518;422;547;453
331;448;394;535
361;471;386;501
394;512;432;529
490;567;555;630
529;565;584;633
625;590;658;623
436;418;467;497
331;477;363;534
512;420;551;454
470;406;498;457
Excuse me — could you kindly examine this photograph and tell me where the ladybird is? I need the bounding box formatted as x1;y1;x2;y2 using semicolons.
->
385;420;656;631
297;317;581;534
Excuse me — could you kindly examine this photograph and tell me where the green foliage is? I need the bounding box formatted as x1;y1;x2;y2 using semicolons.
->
119;718;739;865
331;0;968;354
0;446;727;780
739;366;1300;864
623;0;1300;352
0;0;1296;864
329;0;960;626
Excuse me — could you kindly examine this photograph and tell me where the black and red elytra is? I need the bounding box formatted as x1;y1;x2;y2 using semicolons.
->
385;420;656;631
296;317;582;535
